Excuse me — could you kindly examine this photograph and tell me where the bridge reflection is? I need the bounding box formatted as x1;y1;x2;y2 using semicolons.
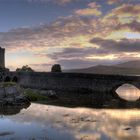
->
0;104;30;115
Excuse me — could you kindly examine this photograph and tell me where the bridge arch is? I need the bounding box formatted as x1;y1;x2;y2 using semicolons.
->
111;82;140;101
4;76;11;82
111;82;140;93
12;76;18;83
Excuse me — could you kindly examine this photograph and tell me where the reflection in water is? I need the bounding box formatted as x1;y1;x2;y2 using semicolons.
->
0;104;30;116
0;103;140;140
116;84;140;101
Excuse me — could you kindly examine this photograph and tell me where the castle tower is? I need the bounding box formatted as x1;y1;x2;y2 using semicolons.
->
0;47;5;68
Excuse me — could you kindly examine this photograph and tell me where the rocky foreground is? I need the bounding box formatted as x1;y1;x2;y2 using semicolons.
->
0;82;30;105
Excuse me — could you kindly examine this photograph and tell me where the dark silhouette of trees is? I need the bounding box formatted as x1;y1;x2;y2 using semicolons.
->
51;64;62;72
16;65;34;72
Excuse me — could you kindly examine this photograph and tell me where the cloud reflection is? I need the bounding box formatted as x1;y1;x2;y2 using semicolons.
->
3;103;140;140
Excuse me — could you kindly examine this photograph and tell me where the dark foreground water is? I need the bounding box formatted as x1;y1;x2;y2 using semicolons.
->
0;84;140;140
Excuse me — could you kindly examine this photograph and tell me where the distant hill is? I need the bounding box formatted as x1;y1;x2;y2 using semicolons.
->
115;60;140;69
64;60;140;75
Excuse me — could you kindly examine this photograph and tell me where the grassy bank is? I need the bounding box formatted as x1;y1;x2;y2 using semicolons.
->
0;82;16;87
24;89;49;101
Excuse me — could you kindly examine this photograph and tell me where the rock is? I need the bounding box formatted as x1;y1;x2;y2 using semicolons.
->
47;90;56;96
15;95;29;103
5;86;19;97
3;98;15;105
124;127;131;130
0;83;30;105
47;90;58;99
39;90;49;96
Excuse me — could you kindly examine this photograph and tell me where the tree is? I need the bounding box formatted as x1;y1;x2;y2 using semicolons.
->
51;64;62;72
16;65;34;72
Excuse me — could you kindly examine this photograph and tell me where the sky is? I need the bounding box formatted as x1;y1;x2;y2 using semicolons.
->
0;0;140;71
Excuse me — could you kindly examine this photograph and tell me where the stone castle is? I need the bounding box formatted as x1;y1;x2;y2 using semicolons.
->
0;47;5;68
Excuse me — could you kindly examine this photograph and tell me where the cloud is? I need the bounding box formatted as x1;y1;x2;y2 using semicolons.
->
114;20;140;32
104;4;140;23
107;0;122;5
2;13;140;70
90;38;140;53
47;38;140;61
47;47;107;60
114;4;140;15
0;16;99;53
75;2;102;16
34;37;140;69
1;1;140;71
1;3;139;54
107;0;140;5
88;2;101;8
75;8;102;16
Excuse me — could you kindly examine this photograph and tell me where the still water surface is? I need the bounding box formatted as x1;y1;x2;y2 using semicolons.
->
0;84;140;140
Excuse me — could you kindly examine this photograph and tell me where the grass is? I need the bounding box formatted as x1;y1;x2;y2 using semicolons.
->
24;89;49;101
0;82;16;87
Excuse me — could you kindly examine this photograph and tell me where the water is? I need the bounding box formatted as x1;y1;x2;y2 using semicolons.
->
0;84;140;140
0;103;140;140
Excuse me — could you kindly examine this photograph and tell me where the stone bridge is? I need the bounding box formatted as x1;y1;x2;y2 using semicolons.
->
2;72;140;106
3;72;140;92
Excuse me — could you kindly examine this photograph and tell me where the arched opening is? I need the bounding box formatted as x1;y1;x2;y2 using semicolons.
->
4;76;11;82
116;84;140;101
0;75;2;81
12;76;18;83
